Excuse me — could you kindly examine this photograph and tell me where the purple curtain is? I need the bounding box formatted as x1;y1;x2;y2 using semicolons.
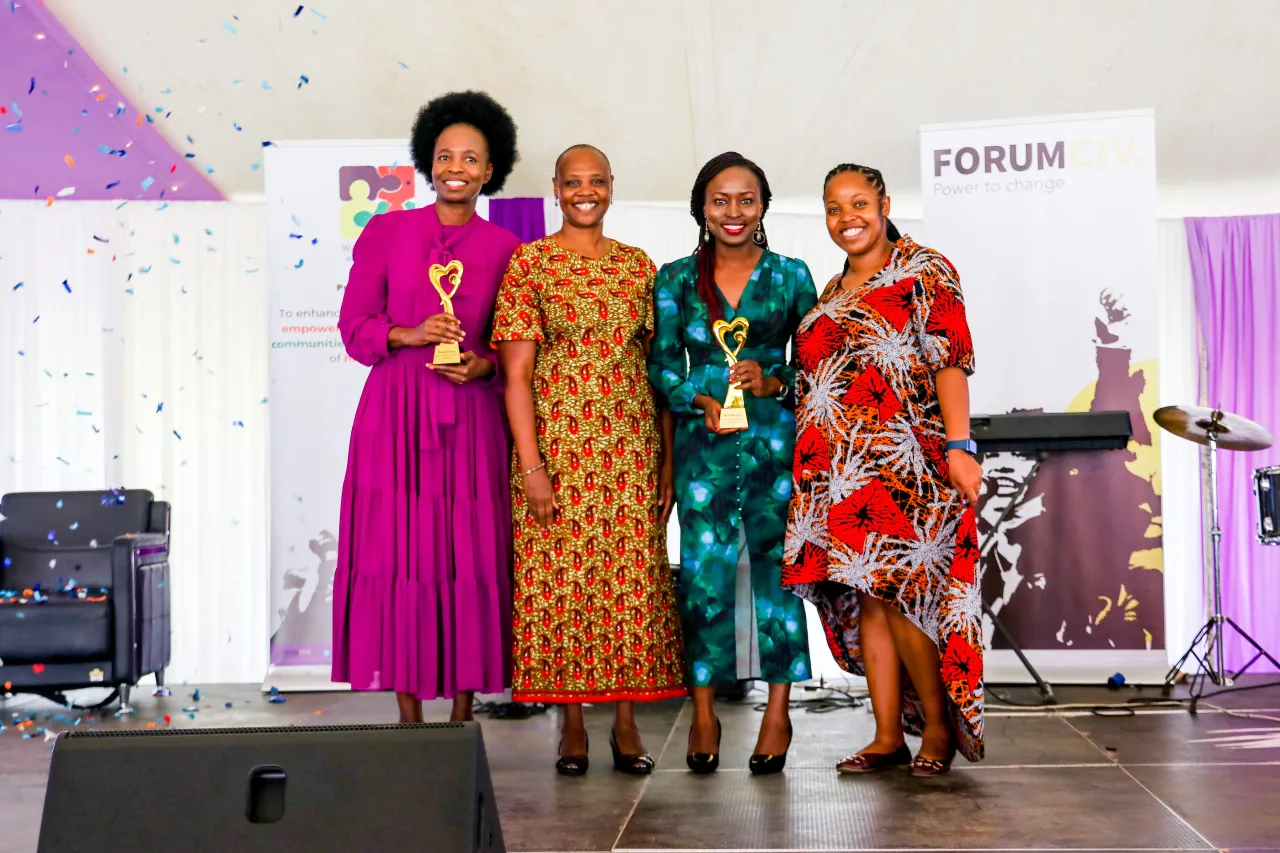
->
489;198;547;243
1186;214;1280;672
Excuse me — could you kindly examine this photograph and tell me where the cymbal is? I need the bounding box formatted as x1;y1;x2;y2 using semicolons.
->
1153;405;1274;451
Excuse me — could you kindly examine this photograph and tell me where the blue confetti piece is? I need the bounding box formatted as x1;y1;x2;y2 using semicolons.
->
268;696;287;704
169;258;181;265
294;259;304;269
261;81;273;90
161;87;172;95
17;350;24;356
125;289;134;295
139;265;152;274
93;235;108;243
205;228;213;235
123;66;128;73
32;315;39;323
173;233;180;245
297;75;309;89
310;7;326;18
250;162;260;171
261;397;269;404
153;106;163;114
173;430;181;440
56;457;70;466
62;280;71;293
75;410;91;416
47;531;55;541
193;689;201;701
184;152;195;159
140;176;155;191
232;420;245;427
12;282;21;290
205;166;215;175
11;102;21;116
223;21;237;34
5;123;21;133
398;61;408;69
233;122;242;132
262;140;275;147
28;77;34;94
70;522;78;530
156;402;164;413
56;499;63;508
294;5;303;16
289;233;303;240
225;702;233;709
105;180;120;189
311;237;318;245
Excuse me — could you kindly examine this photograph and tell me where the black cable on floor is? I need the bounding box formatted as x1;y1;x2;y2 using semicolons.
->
471;701;549;720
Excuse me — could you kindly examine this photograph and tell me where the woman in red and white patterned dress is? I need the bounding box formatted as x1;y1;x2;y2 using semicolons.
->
782;164;984;775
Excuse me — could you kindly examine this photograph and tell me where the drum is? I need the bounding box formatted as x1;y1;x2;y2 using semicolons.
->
1254;466;1280;545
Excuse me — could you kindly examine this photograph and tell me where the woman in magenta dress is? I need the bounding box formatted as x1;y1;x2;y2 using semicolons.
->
332;91;522;723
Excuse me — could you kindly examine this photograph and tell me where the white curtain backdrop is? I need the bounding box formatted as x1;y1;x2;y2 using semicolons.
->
0;200;269;685
1;198;1202;683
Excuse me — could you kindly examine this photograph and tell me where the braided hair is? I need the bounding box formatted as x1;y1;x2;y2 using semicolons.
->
823;163;901;243
690;152;772;324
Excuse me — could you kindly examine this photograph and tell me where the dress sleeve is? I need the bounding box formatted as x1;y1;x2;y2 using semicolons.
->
917;253;976;375
647;262;704;415
337;213;393;367
490;245;545;344
640;258;657;337
773;260;819;407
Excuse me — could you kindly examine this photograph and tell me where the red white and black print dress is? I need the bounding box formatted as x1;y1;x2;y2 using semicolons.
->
782;235;984;762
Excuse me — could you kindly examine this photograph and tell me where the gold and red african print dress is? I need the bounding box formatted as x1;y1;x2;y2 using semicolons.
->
782;235;984;762
491;237;686;704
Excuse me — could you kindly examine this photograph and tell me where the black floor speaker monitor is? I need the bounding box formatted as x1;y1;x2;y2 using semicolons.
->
38;722;504;852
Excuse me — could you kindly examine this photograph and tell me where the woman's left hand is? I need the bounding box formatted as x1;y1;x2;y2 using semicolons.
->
430;351;495;385
729;360;778;398
948;449;983;505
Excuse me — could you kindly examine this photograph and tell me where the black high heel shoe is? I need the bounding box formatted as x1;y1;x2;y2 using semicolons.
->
686;716;722;774
610;729;655;776
555;732;589;777
748;721;793;776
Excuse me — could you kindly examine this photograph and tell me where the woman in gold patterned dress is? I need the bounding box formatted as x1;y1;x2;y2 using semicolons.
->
493;145;686;776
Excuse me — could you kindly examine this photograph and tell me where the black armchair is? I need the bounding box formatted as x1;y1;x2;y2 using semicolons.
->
0;489;171;710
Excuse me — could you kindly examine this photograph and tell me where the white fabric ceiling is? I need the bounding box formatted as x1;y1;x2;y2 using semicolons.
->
53;0;1280;207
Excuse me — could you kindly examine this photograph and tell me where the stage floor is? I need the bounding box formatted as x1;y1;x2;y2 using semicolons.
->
3;680;1279;852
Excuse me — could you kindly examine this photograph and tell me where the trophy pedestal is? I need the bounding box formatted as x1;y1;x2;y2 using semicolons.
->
718;406;748;430
433;342;461;365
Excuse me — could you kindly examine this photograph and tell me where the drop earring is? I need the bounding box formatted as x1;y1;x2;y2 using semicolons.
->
752;222;766;246
702;224;712;244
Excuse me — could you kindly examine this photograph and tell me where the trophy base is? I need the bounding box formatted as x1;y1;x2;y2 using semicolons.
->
718;406;749;431
432;342;461;365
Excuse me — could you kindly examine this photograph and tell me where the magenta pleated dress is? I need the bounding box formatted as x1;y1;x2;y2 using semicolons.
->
331;204;520;700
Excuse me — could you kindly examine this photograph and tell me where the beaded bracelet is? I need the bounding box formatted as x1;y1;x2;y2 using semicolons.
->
519;462;546;478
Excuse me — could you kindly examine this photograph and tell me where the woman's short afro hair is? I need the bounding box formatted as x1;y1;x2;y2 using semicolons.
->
410;90;519;196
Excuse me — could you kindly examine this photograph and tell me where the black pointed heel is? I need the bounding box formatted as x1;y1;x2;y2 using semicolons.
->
555;732;589;777
749;721;793;776
610;729;655;775
686;716;722;774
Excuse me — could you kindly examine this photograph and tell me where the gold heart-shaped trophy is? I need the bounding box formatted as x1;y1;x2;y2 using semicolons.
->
712;317;750;430
429;260;464;365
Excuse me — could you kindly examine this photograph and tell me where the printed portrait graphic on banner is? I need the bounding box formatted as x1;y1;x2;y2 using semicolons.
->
265;142;439;678
921;111;1162;653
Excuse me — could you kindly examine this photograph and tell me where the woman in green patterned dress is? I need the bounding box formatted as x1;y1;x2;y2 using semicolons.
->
648;152;818;775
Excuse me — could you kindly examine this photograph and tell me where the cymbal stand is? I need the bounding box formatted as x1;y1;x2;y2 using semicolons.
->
1165;428;1280;708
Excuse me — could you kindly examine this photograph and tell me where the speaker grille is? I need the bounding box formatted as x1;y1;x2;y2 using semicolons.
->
62;722;467;739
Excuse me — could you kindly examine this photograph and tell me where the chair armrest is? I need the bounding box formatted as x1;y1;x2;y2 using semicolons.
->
110;533;171;682
148;501;171;536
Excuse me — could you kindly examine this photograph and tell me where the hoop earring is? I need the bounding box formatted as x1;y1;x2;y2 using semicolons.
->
752;222;766;246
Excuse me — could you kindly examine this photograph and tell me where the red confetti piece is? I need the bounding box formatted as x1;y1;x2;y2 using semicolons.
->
163;715;172;724
170;164;177;173
32;663;45;673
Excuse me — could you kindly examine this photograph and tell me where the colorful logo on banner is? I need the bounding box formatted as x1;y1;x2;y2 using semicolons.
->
338;165;416;238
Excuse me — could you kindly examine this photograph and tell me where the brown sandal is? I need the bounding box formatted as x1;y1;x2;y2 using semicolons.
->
836;743;913;774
